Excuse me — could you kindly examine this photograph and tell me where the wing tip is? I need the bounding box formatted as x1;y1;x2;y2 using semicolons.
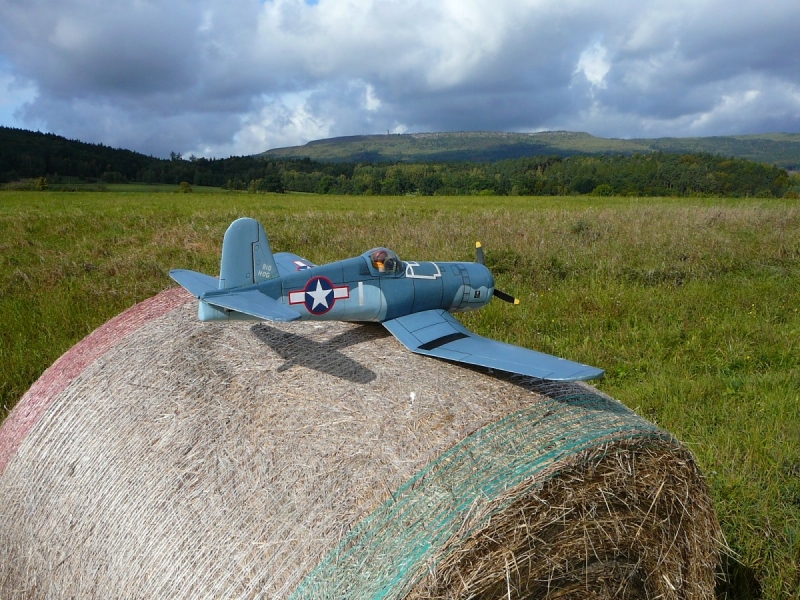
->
383;310;604;382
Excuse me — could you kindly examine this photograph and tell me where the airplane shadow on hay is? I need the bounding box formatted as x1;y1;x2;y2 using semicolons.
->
251;319;635;420
250;323;388;384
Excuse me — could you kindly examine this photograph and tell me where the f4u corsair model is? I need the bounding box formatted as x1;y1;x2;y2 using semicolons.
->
170;217;603;382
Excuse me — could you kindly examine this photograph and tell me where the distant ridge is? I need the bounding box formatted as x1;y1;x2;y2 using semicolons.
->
2;126;794;196
262;131;800;170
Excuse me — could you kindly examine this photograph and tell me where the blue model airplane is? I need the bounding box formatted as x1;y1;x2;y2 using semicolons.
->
170;217;603;382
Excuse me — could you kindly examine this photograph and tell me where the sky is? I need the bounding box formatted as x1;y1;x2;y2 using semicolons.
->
1;0;799;159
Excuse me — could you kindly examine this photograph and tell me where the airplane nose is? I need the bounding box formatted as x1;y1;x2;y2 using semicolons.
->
461;263;494;310
469;263;495;293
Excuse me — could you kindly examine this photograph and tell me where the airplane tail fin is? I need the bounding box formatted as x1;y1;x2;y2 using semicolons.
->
219;217;280;289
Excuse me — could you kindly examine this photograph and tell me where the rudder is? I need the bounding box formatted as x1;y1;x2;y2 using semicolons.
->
219;218;280;289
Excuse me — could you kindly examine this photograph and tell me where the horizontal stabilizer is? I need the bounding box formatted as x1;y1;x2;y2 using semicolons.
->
170;269;219;298
202;289;302;322
383;309;604;382
170;269;300;322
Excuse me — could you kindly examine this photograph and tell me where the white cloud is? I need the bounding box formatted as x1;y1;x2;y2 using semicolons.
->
363;83;381;112
575;41;610;89
691;90;762;131
194;92;334;157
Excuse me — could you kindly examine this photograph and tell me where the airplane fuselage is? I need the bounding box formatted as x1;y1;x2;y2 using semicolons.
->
198;252;495;323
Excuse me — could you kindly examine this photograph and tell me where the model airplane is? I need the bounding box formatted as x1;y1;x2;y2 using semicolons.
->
170;217;603;381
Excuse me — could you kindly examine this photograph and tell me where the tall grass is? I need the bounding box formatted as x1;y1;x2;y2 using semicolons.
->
1;191;798;597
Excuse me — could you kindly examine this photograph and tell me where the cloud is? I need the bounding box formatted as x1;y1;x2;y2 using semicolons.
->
576;42;611;89
0;0;798;158
0;62;37;129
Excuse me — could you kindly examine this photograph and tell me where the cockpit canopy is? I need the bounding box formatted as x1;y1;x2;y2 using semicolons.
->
367;247;403;274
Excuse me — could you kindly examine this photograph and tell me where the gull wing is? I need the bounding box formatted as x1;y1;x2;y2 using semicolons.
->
382;309;603;382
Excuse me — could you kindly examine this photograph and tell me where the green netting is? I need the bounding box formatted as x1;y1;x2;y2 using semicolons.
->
290;384;670;599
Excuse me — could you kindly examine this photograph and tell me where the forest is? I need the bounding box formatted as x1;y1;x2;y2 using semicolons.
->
1;126;796;197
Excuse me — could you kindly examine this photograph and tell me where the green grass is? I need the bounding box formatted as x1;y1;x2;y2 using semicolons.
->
44;182;226;193
1;191;798;597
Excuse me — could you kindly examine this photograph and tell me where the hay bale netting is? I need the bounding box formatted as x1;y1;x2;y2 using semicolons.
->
0;288;722;598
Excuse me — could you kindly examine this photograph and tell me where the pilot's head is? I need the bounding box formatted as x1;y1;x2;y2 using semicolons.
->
372;250;388;271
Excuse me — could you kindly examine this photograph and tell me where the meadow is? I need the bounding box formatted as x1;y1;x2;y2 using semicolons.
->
0;191;798;598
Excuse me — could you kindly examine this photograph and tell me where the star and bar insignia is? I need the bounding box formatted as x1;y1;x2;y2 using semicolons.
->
288;276;350;315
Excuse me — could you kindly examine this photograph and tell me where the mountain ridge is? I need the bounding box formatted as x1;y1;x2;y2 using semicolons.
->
262;130;800;169
2;126;795;196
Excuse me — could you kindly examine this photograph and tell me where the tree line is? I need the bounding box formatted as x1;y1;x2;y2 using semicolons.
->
276;154;793;197
1;126;795;197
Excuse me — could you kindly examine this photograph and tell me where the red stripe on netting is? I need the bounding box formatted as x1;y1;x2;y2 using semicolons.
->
0;287;193;476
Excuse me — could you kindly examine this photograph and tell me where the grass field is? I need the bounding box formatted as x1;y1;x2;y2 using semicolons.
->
1;191;798;597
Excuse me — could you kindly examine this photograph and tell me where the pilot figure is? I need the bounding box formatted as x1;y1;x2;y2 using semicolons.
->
371;249;388;272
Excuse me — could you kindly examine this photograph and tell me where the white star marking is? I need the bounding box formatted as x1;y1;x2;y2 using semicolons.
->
306;280;332;310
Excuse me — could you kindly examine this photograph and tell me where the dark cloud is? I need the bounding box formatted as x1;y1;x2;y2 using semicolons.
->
0;0;798;158
3;1;203;97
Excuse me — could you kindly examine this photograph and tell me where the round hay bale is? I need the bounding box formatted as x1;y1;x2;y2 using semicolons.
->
0;288;721;599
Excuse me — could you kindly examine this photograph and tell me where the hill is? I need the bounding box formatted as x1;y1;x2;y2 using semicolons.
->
0;126;264;189
262;131;800;170
0;126;161;184
1;126;797;197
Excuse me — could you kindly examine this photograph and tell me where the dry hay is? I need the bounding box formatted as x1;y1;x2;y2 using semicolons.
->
0;289;721;598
